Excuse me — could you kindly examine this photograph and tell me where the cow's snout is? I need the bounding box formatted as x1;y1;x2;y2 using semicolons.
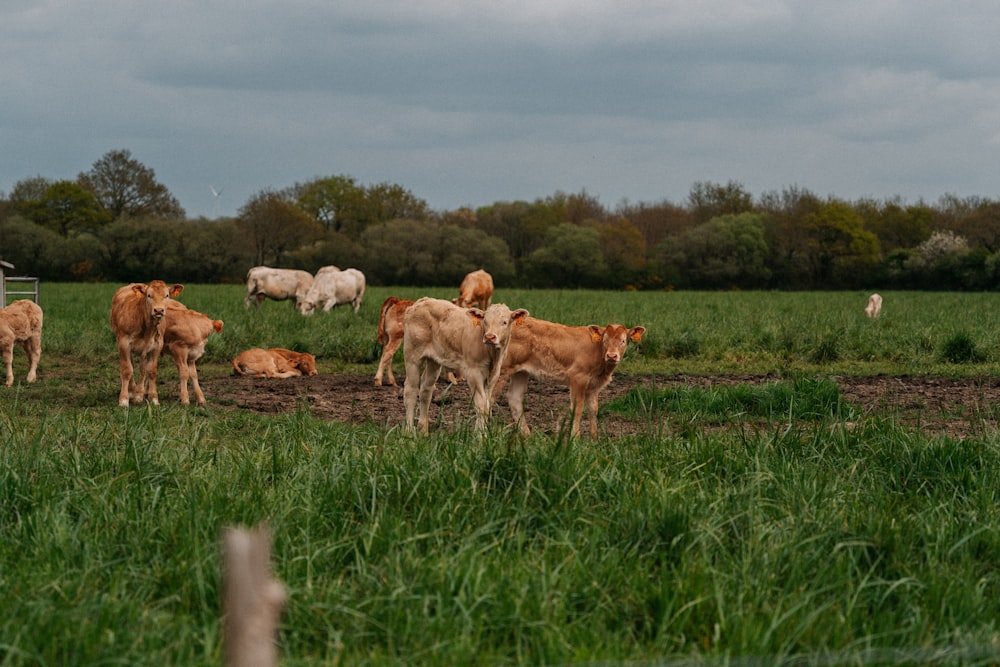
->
605;351;621;364
152;307;166;319
483;332;499;346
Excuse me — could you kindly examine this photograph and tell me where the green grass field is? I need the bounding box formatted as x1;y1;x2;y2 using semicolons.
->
2;284;1000;665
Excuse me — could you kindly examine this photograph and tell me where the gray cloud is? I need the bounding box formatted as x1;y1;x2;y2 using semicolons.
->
2;1;998;218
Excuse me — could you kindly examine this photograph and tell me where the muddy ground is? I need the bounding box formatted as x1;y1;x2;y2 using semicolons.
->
198;371;1000;439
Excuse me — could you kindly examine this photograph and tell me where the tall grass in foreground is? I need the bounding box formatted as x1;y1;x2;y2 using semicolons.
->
2;393;1000;665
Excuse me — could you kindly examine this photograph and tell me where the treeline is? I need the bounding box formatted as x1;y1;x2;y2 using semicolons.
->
3;149;1000;290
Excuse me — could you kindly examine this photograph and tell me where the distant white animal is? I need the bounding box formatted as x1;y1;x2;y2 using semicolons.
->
865;293;883;318
244;267;314;310
298;268;366;315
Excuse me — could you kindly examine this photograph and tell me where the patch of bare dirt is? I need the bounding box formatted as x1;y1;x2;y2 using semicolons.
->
199;371;1000;439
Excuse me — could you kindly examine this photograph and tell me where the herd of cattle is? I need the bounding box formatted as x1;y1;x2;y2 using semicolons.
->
1;266;883;437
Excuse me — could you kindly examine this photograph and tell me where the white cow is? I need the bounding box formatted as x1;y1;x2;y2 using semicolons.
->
299;268;366;315
403;297;528;434
244;267;314;309
865;293;883;318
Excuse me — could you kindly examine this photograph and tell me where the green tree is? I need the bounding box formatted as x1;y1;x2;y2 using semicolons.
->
758;185;823;288
1;216;104;280
235;190;323;266
78;149;185;220
291;175;367;234
360;220;514;286
857;198;932;253
29;181;109;237
433;225;515;286
688;180;754;224
598;218;647;288
803;200;881;288
616;198;696;252
522;223;608;288
7;176;53;209
656;213;771;289
361;219;438;285
475;200;561;264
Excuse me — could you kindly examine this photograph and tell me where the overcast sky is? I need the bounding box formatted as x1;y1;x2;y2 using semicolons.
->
2;1;998;219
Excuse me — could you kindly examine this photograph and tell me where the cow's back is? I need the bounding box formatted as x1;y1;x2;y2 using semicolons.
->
0;300;43;339
504;318;596;380
110;284;148;337
404;298;470;364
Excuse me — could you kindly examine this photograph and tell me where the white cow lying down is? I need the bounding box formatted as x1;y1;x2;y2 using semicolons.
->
299;268;366;315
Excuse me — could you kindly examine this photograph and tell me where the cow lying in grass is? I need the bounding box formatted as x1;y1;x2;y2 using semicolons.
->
232;348;318;378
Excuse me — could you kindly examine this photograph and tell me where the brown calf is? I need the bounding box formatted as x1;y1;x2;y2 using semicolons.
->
164;300;224;406
455;269;494;310
232;348;318;378
375;296;461;387
496;317;646;437
110;281;184;407
0;299;43;387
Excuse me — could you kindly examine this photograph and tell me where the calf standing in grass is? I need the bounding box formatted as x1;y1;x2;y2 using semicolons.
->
232;348;318;378
374;296;459;387
455;269;494;310
403;297;528;434
164;300;223;406
865;293;883;318
0;299;43;387
110;281;184;407
496;317;646;438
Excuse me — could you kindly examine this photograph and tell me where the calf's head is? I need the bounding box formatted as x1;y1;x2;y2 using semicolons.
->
136;280;184;320
468;304;529;348
590;324;646;367
294;352;318;376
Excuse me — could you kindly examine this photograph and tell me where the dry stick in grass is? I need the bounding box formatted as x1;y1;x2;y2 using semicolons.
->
222;524;287;667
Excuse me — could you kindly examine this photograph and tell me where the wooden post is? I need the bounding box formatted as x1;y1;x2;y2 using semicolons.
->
222;523;287;667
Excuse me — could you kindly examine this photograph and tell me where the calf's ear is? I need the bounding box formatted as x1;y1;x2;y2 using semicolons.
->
467;309;485;326
130;283;147;296
512;308;529;325
629;326;647;342
170;284;185;298
588;325;603;343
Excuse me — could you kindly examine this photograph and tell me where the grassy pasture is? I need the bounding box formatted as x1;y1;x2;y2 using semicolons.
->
2;284;1000;665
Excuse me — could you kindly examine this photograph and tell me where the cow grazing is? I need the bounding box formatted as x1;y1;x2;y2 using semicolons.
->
403;297;528;434
455;269;494;310
374;296;459;387
0;299;43;387
865;293;883;318
164;300;224;406
232;348;318;378
110;281;184;407
299;268;365;316
496;318;646;438
244;267;314;309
